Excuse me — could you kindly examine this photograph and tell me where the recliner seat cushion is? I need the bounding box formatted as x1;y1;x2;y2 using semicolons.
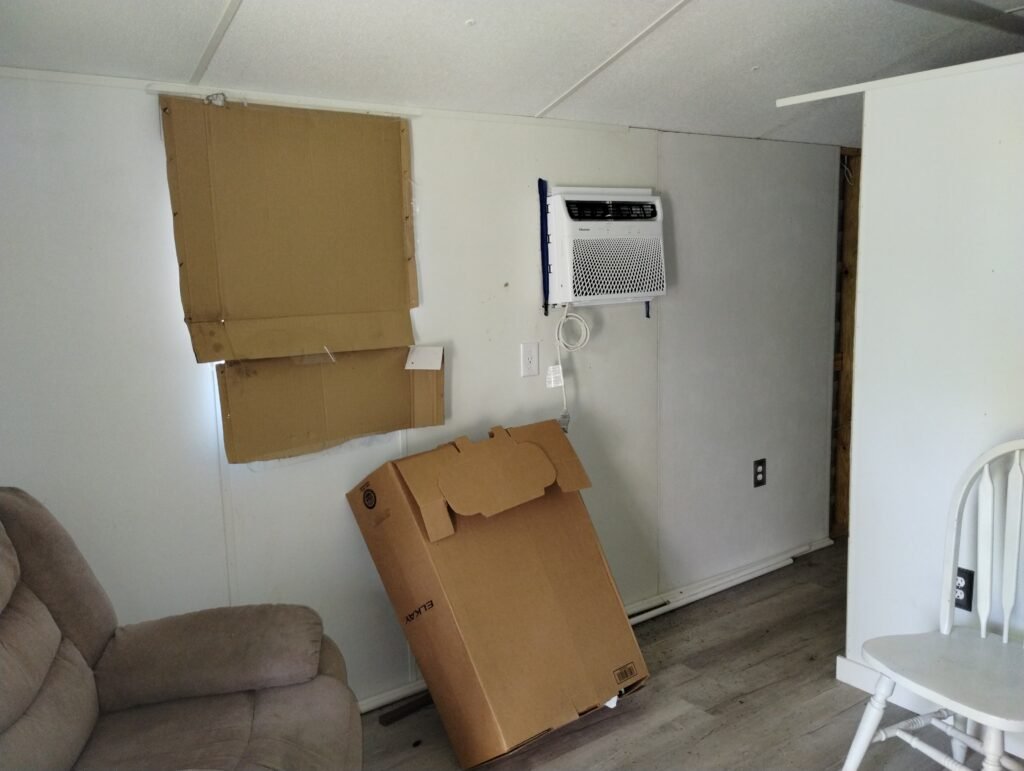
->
74;675;361;771
74;691;254;771
236;675;362;770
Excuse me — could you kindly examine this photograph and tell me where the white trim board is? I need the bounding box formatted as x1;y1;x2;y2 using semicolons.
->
777;51;1024;107
0;65;634;135
626;537;834;625
0;65;838;147
357;679;428;714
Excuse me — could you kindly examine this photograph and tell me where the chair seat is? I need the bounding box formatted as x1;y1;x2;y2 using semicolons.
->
73;675;361;770
863;627;1024;732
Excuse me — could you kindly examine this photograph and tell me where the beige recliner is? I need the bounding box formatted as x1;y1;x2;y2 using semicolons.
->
0;488;361;770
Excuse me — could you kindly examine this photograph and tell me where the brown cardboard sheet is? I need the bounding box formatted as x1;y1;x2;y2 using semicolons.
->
161;95;417;362
347;422;647;768
217;347;443;463
438;429;555;518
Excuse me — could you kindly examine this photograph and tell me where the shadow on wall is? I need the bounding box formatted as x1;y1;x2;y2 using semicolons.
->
571;403;659;605
660;194;680;291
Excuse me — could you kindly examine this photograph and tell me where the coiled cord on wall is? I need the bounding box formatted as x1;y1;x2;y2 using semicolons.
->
555;304;590;353
553;304;589;429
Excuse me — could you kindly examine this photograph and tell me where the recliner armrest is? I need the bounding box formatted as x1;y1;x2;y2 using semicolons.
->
318;634;349;684
94;604;323;712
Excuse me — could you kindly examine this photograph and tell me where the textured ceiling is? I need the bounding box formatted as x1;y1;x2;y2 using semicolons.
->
545;0;1024;144
204;0;679;116
2;0;1023;146
0;0;227;82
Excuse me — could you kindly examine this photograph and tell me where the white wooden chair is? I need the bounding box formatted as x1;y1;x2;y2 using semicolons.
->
843;440;1024;771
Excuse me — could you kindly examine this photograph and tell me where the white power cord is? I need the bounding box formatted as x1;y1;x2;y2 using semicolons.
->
555;304;591;352
549;304;590;431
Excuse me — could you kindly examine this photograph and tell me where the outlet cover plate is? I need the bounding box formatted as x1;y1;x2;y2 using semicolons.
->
520;342;539;377
955;567;974;612
754;458;766;488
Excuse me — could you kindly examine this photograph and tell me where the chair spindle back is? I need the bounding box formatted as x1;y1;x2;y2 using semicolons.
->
940;441;1024;644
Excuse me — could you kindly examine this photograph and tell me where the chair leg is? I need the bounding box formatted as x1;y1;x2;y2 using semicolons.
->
981;725;1004;771
951;714;968;763
842;675;895;771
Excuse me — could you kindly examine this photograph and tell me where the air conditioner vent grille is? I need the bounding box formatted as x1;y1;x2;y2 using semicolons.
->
571;237;665;298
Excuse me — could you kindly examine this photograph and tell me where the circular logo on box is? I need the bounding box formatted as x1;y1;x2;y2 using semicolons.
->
362;489;377;509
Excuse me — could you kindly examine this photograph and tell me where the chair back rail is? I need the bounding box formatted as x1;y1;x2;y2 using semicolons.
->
1003;451;1023;644
940;441;1024;643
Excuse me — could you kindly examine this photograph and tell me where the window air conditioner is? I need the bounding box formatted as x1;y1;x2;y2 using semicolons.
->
545;186;666;307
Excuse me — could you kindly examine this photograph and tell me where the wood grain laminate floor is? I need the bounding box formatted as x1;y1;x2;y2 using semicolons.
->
362;543;951;770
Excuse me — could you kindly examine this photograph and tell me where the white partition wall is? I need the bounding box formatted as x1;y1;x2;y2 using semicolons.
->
655;133;838;603
832;55;1024;752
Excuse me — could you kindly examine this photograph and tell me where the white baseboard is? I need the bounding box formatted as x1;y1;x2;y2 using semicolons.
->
834;654;876;693
625;536;835;625
357;679;427;714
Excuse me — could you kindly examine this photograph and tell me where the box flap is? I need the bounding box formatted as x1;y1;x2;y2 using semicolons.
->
393;446;460;542
160;95;417;363
438;428;556;518
392;422;588;543
506;420;591;492
217;347;444;463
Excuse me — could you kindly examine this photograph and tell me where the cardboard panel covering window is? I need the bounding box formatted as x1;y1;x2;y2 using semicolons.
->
160;96;443;463
160;95;417;362
217;346;444;463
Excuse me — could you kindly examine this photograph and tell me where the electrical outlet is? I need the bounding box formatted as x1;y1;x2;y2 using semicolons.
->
955;567;974;612
520;342;539;377
753;458;766;488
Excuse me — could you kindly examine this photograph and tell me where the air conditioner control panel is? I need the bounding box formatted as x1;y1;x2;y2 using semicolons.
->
565;200;658;221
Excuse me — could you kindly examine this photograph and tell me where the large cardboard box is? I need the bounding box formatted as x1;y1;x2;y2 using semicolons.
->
347;421;648;767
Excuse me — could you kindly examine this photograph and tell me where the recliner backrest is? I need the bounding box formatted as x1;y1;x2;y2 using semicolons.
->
0;488;119;769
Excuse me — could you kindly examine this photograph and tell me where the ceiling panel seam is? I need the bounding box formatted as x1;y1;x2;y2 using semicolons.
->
191;0;245;85
534;0;697;118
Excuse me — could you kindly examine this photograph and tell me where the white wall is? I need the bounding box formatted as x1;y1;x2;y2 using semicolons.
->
0;79;230;621
657;134;838;593
405;116;662;609
0;75;839;706
843;58;1024;744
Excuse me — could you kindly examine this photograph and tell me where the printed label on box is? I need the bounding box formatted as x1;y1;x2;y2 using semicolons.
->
614;662;638;684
